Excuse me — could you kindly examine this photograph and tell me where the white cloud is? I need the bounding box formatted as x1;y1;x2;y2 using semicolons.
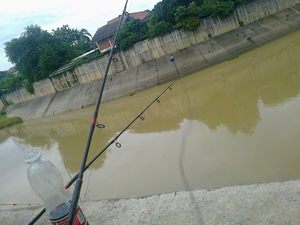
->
0;0;161;71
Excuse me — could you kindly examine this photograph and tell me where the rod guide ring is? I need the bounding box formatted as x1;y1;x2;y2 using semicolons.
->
116;142;121;148
96;123;105;128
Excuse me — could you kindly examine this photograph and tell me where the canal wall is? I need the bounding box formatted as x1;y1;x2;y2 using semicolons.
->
4;0;300;121
1;179;300;224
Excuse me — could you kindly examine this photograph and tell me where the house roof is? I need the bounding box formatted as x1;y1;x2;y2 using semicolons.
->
7;66;16;73
107;10;150;24
90;15;133;44
142;11;154;21
91;11;151;44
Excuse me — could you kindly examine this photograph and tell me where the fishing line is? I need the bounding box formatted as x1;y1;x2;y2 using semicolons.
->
67;1;131;223
156;10;205;222
83;68;115;200
28;78;179;225
0;203;41;206
63;161;73;181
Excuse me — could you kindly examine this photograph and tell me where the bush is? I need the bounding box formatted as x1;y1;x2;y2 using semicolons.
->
120;35;138;51
178;17;200;31
200;0;235;18
147;21;173;38
0;107;6;116
116;19;149;50
0;114;23;129
25;82;34;94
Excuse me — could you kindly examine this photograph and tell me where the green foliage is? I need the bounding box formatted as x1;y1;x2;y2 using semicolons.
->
150;0;195;26
52;25;92;45
120;35;138;51
0;71;6;81
174;3;202;31
25;82;34;94
175;3;202;22
4;24;92;94
0;72;22;94
147;21;173;38
0;114;23;129
227;55;238;61
238;18;244;26
116;19;149;51
0;107;6;116
179;17;201;31
199;0;235;18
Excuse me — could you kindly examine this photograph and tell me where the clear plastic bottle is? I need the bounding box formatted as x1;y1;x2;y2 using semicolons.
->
24;149;88;225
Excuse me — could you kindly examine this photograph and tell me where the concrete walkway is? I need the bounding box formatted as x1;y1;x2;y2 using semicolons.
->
1;180;300;224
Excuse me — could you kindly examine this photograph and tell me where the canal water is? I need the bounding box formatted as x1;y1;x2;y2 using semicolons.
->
1;30;300;210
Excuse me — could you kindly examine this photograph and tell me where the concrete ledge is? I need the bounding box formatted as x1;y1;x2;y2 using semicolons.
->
1;180;300;224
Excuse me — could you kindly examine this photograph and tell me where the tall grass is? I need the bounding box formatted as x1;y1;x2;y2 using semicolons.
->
0;107;22;129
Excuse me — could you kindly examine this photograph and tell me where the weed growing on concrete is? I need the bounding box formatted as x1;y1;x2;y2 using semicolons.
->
0;107;5;116
156;82;161;86
129;92;134;96
208;33;212;38
238;18;244;27
0;108;22;129
227;55;238;61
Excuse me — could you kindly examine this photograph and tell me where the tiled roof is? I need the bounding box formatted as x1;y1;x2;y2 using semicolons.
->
143;11;154;21
7;66;16;73
107;10;150;24
91;16;133;44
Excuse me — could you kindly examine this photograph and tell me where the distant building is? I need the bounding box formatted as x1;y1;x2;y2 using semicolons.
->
91;11;152;53
7;66;17;74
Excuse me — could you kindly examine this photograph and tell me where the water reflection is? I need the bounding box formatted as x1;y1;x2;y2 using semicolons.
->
0;30;300;207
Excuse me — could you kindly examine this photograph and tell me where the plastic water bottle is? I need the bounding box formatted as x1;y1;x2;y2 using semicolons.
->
24;149;88;225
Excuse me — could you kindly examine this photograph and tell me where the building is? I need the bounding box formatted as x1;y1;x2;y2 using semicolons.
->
91;11;152;53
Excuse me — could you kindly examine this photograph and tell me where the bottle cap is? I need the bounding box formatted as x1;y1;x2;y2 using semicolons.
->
24;149;41;163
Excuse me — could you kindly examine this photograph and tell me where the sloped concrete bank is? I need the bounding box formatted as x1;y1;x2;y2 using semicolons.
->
6;5;300;121
1;179;300;224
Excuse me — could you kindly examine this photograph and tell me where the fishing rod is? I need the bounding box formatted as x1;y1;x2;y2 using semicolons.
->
27;78;179;225
67;1;129;224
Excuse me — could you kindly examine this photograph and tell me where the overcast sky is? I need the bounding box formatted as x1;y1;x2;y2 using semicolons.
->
0;0;161;71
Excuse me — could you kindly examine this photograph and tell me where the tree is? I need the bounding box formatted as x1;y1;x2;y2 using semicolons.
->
0;72;22;94
52;25;92;46
150;0;196;26
116;19;149;51
0;71;6;81
199;0;235;18
175;3;202;31
147;21;173;38
5;24;92;94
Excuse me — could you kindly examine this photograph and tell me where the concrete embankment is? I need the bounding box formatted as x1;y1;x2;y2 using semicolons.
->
1;179;300;224
5;3;300;121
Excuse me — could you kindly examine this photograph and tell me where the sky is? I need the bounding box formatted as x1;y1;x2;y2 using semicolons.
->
0;0;161;71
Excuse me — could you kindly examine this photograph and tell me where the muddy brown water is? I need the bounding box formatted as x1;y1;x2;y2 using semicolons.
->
1;30;300;210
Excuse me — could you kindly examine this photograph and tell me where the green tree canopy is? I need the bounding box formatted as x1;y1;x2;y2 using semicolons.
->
52;25;92;45
116;19;149;51
4;24;92;93
0;72;22;95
